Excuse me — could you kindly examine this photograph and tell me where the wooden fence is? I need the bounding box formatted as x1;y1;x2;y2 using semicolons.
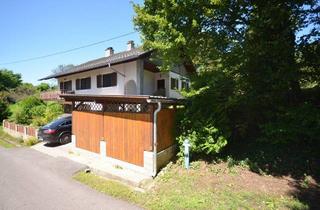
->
2;120;38;139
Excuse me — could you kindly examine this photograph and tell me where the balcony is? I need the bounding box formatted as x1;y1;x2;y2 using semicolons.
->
40;90;74;101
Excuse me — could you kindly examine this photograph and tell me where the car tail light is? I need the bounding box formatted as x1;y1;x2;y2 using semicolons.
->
44;129;56;134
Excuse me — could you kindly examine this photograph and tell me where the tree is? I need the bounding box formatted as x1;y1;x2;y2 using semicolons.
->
0;92;9;121
134;0;320;154
8;83;37;102
37;83;51;92
52;64;74;74
0;69;22;91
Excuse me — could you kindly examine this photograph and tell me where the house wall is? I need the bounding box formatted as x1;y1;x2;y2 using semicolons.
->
154;72;170;96
57;61;140;95
168;71;189;98
57;60;189;99
154;71;189;99
143;70;155;95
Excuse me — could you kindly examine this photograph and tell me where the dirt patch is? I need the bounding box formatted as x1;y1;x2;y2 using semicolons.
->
223;169;295;195
173;161;320;203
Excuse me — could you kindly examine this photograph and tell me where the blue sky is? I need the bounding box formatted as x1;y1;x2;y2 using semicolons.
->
0;0;143;85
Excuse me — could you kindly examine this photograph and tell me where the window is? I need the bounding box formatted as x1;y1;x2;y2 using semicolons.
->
76;77;91;90
59;80;72;91
157;79;165;90
181;80;189;90
171;77;179;90
97;72;117;88
60;120;71;127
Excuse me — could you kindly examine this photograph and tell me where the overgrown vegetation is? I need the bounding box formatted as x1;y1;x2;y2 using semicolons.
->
134;0;320;155
74;162;309;210
8;96;63;126
134;2;320;207
24;137;39;146
0;69;61;126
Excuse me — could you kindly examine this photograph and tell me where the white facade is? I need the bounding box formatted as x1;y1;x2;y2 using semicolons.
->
57;60;189;98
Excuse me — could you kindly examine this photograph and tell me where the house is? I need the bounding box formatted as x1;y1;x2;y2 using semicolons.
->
39;41;191;177
40;41;190;100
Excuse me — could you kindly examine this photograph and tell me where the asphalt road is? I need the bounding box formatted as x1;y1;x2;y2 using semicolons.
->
0;147;141;210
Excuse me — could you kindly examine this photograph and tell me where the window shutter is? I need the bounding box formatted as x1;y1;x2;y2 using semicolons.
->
87;77;91;89
97;75;102;88
111;73;117;86
76;79;80;90
60;82;63;90
103;74;109;87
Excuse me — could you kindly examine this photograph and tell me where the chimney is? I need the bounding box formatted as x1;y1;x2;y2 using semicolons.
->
127;40;135;51
105;47;114;57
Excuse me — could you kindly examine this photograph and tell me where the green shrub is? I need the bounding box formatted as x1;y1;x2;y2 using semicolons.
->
177;124;227;157
24;137;39;146
9;96;64;126
9;96;44;124
30;102;63;126
30;104;47;126
43;102;64;123
176;70;233;157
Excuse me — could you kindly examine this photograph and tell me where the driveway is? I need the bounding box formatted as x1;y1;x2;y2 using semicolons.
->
0;147;141;210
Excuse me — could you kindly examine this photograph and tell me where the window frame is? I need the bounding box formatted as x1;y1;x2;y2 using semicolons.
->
59;80;72;91
181;80;189;90
170;77;179;90
76;77;91;90
97;72;117;88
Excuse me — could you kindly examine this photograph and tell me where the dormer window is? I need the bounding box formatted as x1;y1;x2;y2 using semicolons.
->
97;72;117;88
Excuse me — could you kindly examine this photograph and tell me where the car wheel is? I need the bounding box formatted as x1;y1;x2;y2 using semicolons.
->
59;134;71;144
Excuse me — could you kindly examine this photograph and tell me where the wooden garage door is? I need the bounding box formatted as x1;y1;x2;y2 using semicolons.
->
103;112;152;166
72;111;102;154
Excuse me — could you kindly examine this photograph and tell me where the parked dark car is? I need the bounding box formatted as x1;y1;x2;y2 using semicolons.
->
38;115;72;144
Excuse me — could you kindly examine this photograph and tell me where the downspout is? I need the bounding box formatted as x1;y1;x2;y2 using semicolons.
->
153;101;162;177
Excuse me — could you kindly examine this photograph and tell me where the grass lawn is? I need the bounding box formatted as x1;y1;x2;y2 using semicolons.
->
0;127;39;147
0;137;15;148
74;161;309;210
0;127;22;148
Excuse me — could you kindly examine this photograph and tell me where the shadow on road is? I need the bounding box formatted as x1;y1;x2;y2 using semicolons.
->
44;142;62;147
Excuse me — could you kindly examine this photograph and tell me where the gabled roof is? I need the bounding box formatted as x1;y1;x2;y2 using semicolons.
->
39;48;152;80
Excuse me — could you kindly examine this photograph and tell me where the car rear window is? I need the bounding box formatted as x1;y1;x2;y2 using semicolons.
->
44;117;71;128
